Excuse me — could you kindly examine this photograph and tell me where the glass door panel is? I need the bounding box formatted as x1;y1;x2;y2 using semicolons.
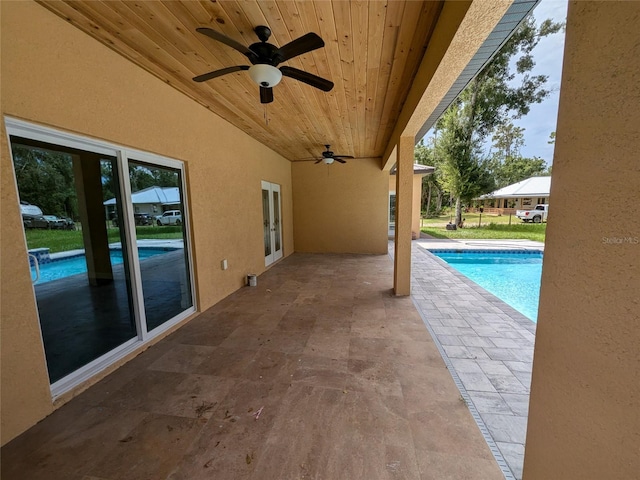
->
271;185;282;262
262;187;272;258
128;161;193;331
10;137;136;383
273;190;281;253
389;193;396;236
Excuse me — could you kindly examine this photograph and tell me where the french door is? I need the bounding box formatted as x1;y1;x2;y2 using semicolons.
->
6;118;196;397
262;181;283;266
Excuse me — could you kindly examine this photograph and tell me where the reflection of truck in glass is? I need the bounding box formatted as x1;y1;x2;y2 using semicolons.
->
156;210;182;226
20;201;49;229
516;204;549;223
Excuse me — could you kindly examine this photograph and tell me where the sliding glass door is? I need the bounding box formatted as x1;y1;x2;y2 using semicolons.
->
127;160;193;331
6;119;195;395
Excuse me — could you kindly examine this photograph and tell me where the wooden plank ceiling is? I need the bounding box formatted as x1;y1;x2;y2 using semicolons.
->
37;1;443;162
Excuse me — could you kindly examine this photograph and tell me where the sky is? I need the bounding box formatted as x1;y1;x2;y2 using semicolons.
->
422;0;568;167
513;0;568;165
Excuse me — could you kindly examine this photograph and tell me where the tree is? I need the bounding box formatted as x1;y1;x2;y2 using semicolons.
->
428;14;563;225
494;155;547;187
12;145;78;218
414;139;444;217
436;104;495;218
488;120;547;187
492;122;525;159
128;165;179;193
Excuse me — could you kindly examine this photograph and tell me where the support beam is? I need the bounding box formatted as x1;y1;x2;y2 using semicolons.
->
523;2;640;479
393;136;414;296
72;154;114;286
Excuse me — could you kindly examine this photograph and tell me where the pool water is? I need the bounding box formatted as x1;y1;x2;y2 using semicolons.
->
32;248;172;284
432;251;543;322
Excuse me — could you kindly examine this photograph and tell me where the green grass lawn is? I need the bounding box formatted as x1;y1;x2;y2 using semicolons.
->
25;226;183;253
421;212;519;227
421;222;546;243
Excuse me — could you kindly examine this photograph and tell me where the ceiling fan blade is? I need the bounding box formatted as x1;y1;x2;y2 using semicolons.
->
279;67;334;92
196;27;257;61
333;155;354;159
193;65;249;83
277;32;325;62
260;86;274;104
314;159;323;164
335;158;347;164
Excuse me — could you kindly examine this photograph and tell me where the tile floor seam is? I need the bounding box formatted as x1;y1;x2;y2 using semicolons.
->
402;241;538;480
412;297;517;480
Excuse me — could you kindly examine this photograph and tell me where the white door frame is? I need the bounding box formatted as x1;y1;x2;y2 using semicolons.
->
262;181;283;266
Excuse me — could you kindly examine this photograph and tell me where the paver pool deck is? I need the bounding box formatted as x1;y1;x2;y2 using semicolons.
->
404;238;543;480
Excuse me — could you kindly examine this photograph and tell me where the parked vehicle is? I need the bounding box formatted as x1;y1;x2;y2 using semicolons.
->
20;202;50;229
20;201;43;216
22;213;49;229
43;215;66;229
134;213;153;226
156;210;182;226
61;218;76;230
516;204;549;223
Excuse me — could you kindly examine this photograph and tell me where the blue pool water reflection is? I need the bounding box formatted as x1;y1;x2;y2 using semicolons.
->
32;248;173;284
431;250;543;322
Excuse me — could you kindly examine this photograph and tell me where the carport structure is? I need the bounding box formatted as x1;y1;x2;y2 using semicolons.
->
1;1;638;479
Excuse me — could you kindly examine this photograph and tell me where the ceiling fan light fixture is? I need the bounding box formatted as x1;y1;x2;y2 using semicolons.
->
323;157;335;165
248;64;282;88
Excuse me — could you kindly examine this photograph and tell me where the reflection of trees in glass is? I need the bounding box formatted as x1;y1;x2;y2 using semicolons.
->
128;164;178;193
101;161;115;202
12;145;78;218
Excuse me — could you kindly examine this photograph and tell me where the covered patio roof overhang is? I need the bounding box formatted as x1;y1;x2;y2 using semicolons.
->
35;0;539;296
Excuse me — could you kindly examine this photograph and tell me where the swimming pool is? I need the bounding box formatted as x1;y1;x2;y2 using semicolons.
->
31;248;174;284
431;250;543;322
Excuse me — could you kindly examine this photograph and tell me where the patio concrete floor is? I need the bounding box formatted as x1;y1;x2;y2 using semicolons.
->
1;252;503;480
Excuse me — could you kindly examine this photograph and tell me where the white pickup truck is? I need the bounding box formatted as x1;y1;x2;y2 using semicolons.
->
516;204;549;223
156;210;182;226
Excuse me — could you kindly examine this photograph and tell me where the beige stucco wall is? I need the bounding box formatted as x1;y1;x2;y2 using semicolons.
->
389;173;425;237
523;2;640;479
292;159;387;254
1;1;293;444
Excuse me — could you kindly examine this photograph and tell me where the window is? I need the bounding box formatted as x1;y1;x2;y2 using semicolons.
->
6;118;196;396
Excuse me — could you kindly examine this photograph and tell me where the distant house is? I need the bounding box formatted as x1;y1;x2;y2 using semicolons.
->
103;186;181;218
477;176;551;213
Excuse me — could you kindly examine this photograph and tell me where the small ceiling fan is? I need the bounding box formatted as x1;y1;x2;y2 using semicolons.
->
193;25;334;104
314;145;354;164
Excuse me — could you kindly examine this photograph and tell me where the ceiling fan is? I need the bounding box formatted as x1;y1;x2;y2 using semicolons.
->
314;145;354;164
193;25;334;104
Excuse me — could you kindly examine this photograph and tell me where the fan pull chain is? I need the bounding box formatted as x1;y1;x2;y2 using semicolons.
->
264;105;269;127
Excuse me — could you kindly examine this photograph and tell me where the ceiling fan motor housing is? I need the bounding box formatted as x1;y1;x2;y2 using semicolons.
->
248;64;282;87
